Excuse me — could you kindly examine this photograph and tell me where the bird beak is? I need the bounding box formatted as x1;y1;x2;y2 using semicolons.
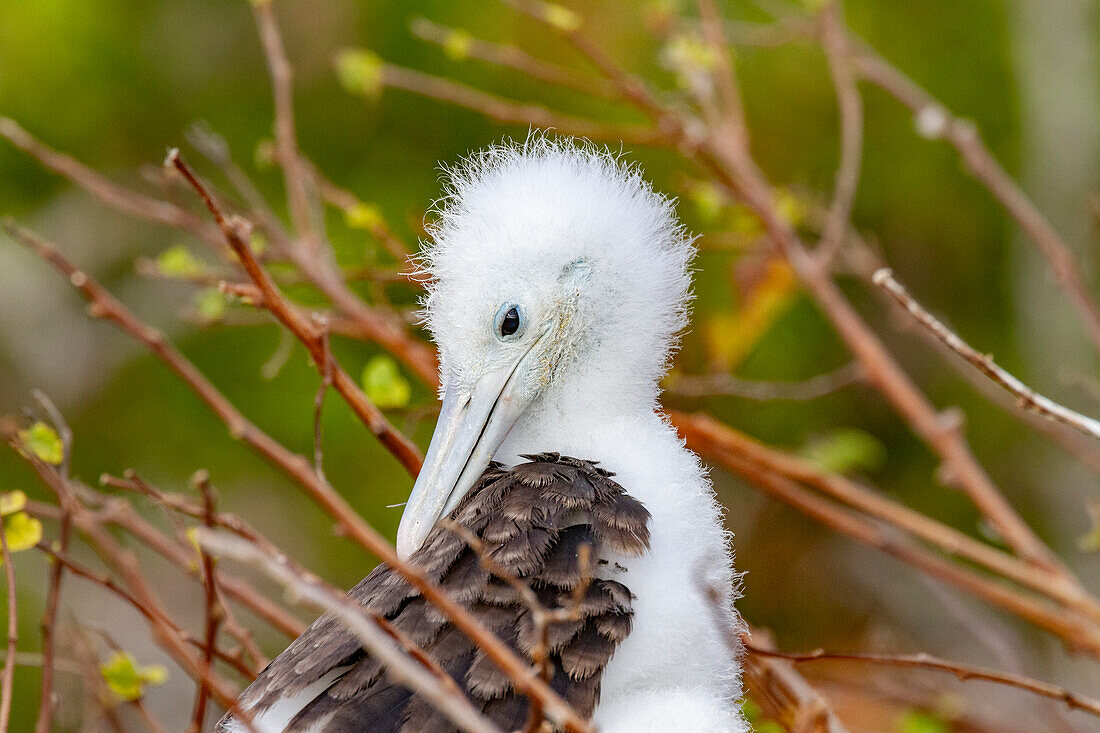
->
396;338;543;560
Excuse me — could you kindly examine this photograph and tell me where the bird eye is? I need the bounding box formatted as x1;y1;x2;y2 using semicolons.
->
494;303;524;341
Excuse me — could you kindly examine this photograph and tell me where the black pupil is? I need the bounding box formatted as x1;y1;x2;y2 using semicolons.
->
500;307;520;336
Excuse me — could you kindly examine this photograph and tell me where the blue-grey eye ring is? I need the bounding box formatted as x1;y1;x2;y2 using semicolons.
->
494;303;524;340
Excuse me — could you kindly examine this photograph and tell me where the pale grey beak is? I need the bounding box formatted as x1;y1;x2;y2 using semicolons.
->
396;342;542;560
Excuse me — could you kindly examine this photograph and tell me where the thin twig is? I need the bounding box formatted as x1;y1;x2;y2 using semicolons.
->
852;44;1100;356
188;471;226;733
814;3;864;266
744;638;1100;718
164;151;424;476
32;391;72;733
0;504;17;733
409;17;617;100
874;268;1100;443
251;0;319;251
379;63;664;146
0;117;225;250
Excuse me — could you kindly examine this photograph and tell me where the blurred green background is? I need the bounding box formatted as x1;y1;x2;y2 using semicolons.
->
1;0;1098;729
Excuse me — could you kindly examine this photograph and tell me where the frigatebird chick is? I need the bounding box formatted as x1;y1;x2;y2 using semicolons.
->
221;136;746;732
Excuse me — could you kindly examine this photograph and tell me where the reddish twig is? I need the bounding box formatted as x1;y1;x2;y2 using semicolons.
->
0;503;17;733
32;391;73;733
743;637;1100;718
165;151;424;476
188;471;226;733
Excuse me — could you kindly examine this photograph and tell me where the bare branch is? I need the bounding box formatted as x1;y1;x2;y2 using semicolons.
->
379;63;665;146
874;268;1100;443
0;503;18;733
744;638;1100;718
165;151;425;476
814;3;864;266
852;44;1100;355
410;17;618;100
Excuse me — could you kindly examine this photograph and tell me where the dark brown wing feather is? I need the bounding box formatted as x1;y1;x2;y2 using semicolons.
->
221;453;650;732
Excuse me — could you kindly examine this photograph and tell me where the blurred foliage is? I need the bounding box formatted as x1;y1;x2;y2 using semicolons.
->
0;0;1098;729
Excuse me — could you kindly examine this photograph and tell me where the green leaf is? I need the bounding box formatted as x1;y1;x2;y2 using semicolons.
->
1077;499;1100;553
0;491;27;518
344;202;385;232
443;28;473;61
156;244;203;279
361;356;411;409
254;138;277;170
18;422;63;465
335;48;385;100
1;511;43;554
193;288;228;323
100;651;168;702
896;710;949;733
543;3;581;31
798;428;887;476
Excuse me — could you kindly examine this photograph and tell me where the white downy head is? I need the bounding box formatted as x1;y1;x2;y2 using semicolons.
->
397;135;696;559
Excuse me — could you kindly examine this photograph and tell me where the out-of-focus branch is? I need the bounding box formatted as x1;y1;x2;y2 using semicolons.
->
379;63;665;146
874;268;1100;443
410;17;617;100
673;412;1100;656
0;118;225;250
851;44;1100;356
251;0;319;251
744;639;1100;718
33;392;72;733
815;3;863;266
700;587;850;733
166;150;424;476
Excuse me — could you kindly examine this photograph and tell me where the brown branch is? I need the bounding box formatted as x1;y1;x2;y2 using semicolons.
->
188;471;226;733
814;3;863;266
165;150;424;477
510;0;1066;573
32;391;72;733
4;220;588;729
30;539;255;681
379;63;665;146
409;17;618;100
874;268;1100;443
0;117;225;250
744;638;1100;718
851;44;1100;355
700;587;850;733
0;505;17;733
3;440;259;732
251;0;318;250
673;412;1100;656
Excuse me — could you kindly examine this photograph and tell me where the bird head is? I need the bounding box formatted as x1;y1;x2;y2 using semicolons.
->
396;136;694;559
